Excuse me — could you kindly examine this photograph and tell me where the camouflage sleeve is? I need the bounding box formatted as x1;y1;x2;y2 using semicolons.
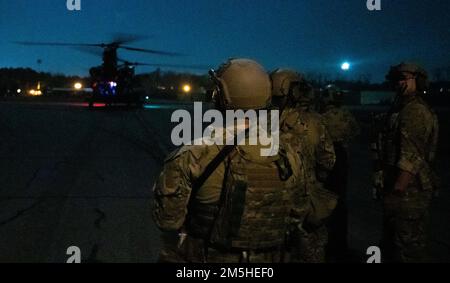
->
316;119;336;172
397;104;432;175
152;148;195;231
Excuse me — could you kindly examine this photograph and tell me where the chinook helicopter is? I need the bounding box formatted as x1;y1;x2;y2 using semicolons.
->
15;34;206;108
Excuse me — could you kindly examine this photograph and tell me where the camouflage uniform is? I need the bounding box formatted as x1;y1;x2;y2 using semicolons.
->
153;133;302;263
379;63;439;262
321;105;360;149
152;59;303;263
320;95;360;260
280;106;337;263
380;95;439;262
270;69;336;263
281;107;336;188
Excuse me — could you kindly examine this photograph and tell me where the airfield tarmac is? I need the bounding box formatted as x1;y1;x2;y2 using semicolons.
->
0;99;449;262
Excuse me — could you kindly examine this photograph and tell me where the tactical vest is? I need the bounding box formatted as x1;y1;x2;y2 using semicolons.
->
186;149;294;250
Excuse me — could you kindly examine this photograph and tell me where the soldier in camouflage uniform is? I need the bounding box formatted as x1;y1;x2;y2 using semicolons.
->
270;69;337;263
377;63;439;262
152;59;303;263
319;85;360;148
319;85;360;261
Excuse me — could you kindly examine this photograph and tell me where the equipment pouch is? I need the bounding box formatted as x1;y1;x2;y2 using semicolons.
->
306;186;339;227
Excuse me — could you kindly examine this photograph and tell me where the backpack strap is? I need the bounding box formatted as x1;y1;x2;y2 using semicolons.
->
191;144;236;192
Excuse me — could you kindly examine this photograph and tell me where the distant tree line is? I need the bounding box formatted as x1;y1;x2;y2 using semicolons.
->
1;67;449;105
0;68;85;96
135;68;212;100
0;67;211;98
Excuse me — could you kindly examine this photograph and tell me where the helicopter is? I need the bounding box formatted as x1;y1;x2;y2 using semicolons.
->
15;34;207;108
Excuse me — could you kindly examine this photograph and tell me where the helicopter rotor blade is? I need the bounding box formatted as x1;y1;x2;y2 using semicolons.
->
118;58;209;70
120;46;184;56
111;33;151;45
73;46;105;58
13;41;105;47
13;41;184;56
134;63;209;70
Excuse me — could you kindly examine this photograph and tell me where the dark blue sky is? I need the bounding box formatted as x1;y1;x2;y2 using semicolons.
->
1;0;449;82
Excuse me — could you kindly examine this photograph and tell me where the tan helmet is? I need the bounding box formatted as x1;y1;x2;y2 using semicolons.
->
385;62;429;91
210;58;271;110
270;68;312;105
270;68;302;97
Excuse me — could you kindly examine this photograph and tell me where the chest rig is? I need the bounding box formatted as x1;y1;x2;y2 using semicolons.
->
187;146;294;251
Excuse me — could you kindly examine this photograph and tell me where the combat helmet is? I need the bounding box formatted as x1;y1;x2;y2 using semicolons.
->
385;62;429;92
270;68;313;107
209;58;271;110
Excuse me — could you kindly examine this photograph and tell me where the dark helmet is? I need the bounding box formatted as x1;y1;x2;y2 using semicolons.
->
385;62;429;92
209;58;271;110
